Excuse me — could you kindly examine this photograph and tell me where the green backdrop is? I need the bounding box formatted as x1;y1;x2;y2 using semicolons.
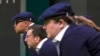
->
26;0;49;24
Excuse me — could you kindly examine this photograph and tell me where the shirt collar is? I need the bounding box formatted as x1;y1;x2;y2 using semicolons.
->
53;25;70;43
29;23;34;26
36;38;48;53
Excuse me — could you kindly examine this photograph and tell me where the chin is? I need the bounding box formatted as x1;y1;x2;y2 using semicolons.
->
28;46;31;49
15;30;19;33
30;47;35;50
47;35;53;39
47;35;51;38
16;31;23;34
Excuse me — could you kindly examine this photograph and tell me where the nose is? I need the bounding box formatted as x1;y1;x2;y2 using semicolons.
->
24;38;27;42
14;24;16;28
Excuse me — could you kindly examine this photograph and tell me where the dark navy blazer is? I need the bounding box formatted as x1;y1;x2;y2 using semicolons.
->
39;39;58;56
59;23;100;56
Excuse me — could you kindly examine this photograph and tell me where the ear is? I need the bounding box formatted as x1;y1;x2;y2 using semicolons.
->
24;21;30;26
34;36;40;43
59;19;65;28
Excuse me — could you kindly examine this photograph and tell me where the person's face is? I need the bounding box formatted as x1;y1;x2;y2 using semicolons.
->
13;20;28;33
43;19;63;39
25;29;39;49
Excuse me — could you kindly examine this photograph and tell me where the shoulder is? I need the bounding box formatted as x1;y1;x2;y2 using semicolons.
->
39;39;58;56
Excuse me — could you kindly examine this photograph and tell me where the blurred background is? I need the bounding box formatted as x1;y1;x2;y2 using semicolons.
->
0;0;100;56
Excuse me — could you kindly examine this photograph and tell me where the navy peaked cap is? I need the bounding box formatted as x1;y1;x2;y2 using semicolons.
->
11;12;34;22
38;2;74;22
